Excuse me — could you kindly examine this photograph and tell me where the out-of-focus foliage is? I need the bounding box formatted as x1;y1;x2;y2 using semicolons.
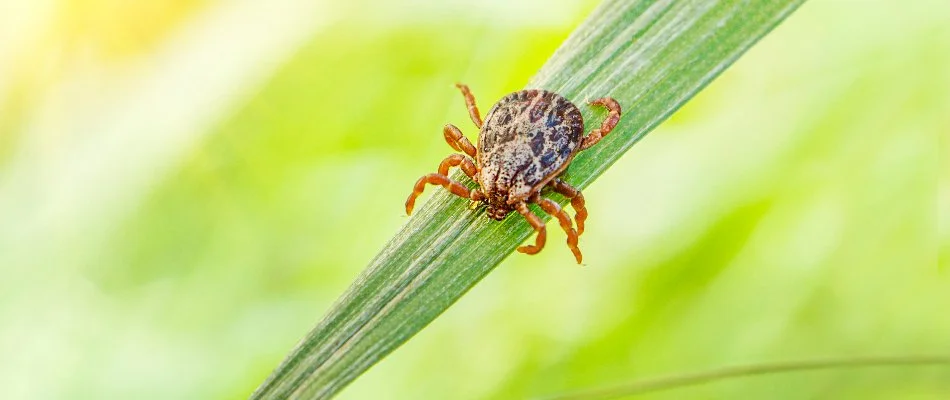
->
0;1;946;400
253;1;808;398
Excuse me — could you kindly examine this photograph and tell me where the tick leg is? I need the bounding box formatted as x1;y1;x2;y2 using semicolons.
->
535;196;582;264
515;202;546;255
551;178;588;236
438;153;478;180
405;173;484;215
444;124;477;159
455;83;483;128
580;97;622;151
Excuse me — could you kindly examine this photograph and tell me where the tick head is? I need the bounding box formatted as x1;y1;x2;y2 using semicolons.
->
483;192;513;221
486;204;512;221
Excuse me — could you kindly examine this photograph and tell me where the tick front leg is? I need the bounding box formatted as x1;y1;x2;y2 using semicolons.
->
580;97;622;151
443;124;477;159
515;202;546;255
455;83;483;128
405;173;484;215
551;178;588;236
535;196;582;264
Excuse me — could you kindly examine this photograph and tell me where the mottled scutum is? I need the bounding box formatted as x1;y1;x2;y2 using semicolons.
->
477;89;585;208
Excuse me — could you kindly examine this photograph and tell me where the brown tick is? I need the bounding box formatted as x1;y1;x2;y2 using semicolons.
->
405;84;621;264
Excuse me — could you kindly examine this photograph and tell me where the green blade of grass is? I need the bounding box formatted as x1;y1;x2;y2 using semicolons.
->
251;0;806;398
544;355;950;400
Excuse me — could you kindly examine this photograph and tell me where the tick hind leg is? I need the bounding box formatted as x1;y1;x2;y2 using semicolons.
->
455;83;483;128
551;179;588;236
405;171;483;215
581;97;622;151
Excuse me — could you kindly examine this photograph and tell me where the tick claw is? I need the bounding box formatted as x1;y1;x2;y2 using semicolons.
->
517;245;539;254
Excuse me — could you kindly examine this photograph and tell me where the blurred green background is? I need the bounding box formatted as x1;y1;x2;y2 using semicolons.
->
0;0;947;399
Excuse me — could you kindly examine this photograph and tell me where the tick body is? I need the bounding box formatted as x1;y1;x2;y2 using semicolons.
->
405;84;621;264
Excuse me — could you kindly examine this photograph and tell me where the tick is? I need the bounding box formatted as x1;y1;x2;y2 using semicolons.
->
405;84;621;263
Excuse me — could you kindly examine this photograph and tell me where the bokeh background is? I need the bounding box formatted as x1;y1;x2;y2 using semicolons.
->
1;0;947;399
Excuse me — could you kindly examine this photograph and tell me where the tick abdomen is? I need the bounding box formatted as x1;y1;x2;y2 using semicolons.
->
477;89;584;203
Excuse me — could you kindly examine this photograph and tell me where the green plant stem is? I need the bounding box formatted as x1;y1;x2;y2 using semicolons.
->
250;0;807;398
543;355;950;400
